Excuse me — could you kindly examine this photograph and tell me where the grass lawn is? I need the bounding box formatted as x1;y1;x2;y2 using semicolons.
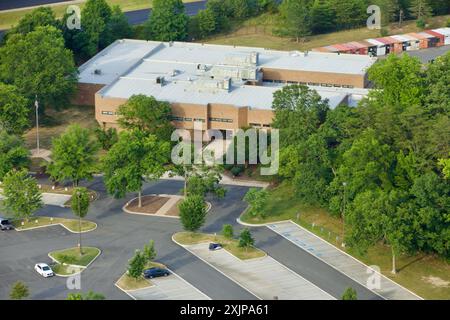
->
240;182;450;300
12;216;96;233
204;13;450;51
0;0;201;30
51;263;83;276
23;105;98;151
116;273;153;291
49;246;100;266
173;232;266;260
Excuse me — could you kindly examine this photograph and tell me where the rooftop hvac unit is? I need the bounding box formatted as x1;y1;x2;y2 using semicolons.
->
156;76;165;85
94;69;102;75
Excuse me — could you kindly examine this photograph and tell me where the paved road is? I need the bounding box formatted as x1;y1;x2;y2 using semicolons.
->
0;178;256;300
0;0;76;11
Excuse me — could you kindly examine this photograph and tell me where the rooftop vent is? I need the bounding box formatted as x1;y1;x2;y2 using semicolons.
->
156;76;165;86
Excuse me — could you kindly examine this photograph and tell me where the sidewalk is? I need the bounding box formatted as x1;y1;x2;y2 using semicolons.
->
0;190;70;207
161;172;269;188
178;242;335;300
267;221;422;300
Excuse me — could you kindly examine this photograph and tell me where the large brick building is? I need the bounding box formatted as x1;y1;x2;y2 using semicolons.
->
74;39;375;137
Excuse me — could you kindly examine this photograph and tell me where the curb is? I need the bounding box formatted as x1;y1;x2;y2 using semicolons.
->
48;247;101;277
14;219;97;234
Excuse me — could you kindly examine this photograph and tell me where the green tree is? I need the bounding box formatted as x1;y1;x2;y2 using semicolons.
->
95;127;118;150
439;156;450;178
244;188;268;218
342;287;357;300
311;0;335;34
102;5;132;48
222;224;234;239
179;195;207;232
424;52;450;115
272;84;329;145
9;6;58;36
9;281;29;300
0;83;30;134
332;0;366;30
103;130;170;207
117;94;173;141
71;187;90;255
238;228;255;251
81;0;112;56
144;0;189;41
0;26;77;110
410;0;433;22
127;250;146;279
0;131;29;181
47;124;100;187
1;169;43;221
197;9;217;38
277;0;312;42
143;240;157;261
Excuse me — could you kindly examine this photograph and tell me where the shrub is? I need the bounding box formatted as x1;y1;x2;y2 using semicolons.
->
10;281;29;300
230;165;244;177
222;224;234;239
342;287;357;300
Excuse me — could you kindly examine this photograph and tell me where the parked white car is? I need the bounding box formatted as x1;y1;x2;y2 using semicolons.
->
34;263;54;277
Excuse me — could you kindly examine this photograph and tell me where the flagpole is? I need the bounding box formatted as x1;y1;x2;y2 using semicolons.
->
35;96;40;155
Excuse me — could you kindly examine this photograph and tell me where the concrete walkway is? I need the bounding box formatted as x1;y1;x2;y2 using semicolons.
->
161;172;270;188
267;221;422;300
125;270;210;300
155;195;183;215
179;242;335;300
0;190;70;207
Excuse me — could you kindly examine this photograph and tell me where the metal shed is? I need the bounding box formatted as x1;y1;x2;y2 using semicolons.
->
432;28;450;45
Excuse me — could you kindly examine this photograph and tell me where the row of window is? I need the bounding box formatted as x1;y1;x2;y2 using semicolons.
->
171;116;206;123
209;117;233;123
101;111;116;116
250;123;271;128
266;80;354;89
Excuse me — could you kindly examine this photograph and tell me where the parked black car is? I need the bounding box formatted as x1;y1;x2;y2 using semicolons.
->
0;217;13;231
209;243;223;251
143;267;170;279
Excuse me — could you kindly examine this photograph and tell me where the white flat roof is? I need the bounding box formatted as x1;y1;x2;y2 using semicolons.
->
78;40;163;84
78;39;376;85
82;39;373;110
365;39;386;47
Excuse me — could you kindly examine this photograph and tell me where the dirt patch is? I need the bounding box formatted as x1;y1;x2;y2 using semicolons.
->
422;276;450;288
166;199;182;216
125;196;170;214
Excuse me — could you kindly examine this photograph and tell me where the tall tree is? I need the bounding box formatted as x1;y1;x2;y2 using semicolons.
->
311;0;335;34
144;0;189;41
0;26;77;111
238;228;255;251
127;250;146;279
71;187;90;255
103;130;170;207
101;5;132;48
1;169;43;222
81;0;112;56
0;131;29;181
277;0;313;42
9;6;58;36
244;188;269;218
424;52;450;115
0;83;30;134
117;94;173;141
410;0;433;22
332;0;366;30
179;195;207;232
47;125;99;187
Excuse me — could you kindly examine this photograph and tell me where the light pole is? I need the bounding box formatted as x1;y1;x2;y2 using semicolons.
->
34;96;40;155
341;182;347;248
76;190;83;255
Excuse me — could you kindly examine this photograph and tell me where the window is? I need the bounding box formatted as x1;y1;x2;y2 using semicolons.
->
209;117;233;123
249;123;261;127
194;118;205;123
101;111;115;116
262;124;271;128
171;116;184;122
184;117;192;122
